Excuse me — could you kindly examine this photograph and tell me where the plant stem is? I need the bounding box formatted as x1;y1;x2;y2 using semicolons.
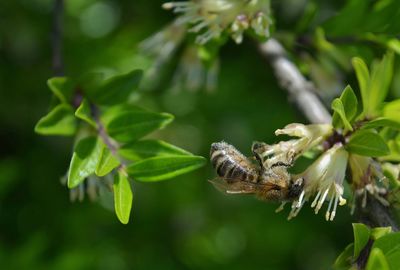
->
52;0;64;76
259;38;331;124
259;38;398;230
91;105;128;174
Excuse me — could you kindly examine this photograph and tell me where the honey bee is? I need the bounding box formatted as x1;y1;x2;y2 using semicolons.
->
210;141;304;202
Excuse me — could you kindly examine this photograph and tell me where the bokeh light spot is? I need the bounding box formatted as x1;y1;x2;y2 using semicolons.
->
80;2;120;38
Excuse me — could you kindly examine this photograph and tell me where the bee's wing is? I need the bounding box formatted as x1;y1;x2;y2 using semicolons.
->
209;178;258;194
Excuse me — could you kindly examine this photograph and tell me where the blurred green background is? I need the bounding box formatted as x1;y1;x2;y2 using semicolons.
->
0;0;354;269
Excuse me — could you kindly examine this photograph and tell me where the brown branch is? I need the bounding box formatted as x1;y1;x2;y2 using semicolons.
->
259;38;398;230
259;38;331;124
52;0;64;76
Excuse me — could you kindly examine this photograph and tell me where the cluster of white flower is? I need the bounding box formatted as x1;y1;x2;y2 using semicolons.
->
289;144;348;221
267;123;395;221
265;123;351;221
163;0;272;44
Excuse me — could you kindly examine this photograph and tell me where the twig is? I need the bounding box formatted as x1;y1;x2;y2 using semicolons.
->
259;38;331;124
52;0;64;76
91;105;128;174
259;38;398;230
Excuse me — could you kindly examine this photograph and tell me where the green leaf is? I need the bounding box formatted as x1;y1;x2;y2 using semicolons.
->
332;85;358;128
366;248;390;270
368;52;394;116
372;232;400;269
332;98;353;131
333;243;354;270
35;104;77;136
385;247;400;270
346;130;390;157
382;139;400;162
127;155;206;182
119;140;191;162
87;70;143;106
78;72;104;94
340;85;358;122
383;100;400;123
361;117;400;130
322;0;368;36
353;223;371;259
107;111;174;143
372;232;400;255
113;171;133;224
95;147;120;177
352;57;370;115
371;227;392;240
75;98;96;128
100;104;147;126
47;77;75;103
68;136;103;188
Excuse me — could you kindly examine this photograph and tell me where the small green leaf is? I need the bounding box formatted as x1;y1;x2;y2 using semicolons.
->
383;100;400;123
361;118;400;130
333;243;354;270
352;57;370;114
368;52;394;116
47;77;75;103
341;85;358;122
385;247;400;270
353;223;371;259
371;227;392;240
127;155;206;182
101;105;147;126
366;248;390;270
372;232;400;255
107;111;174;143
35;104;77;136
78;72;104;94
382;139;400;162
68;136;103;188
87;70;143;106
322;0;368;36
332;85;358;128
347;130;390;157
95;147;120;177
332;98;353;131
119;140;191;162
113;171;133;224
75;98;96;128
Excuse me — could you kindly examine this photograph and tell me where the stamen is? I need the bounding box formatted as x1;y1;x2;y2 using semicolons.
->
297;190;305;208
315;188;329;214
325;196;333;221
330;195;339;221
311;190;321;208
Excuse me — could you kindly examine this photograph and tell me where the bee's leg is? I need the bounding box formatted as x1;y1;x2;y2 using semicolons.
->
252;141;273;157
251;141;271;168
288;177;304;199
267;149;296;169
275;201;287;213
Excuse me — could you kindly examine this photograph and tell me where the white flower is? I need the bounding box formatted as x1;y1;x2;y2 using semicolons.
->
259;123;333;168
140;22;187;89
287;144;348;221
163;0;272;44
171;45;220;92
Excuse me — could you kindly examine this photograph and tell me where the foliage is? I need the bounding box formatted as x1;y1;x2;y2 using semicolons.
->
333;223;400;270
34;71;206;224
2;0;400;269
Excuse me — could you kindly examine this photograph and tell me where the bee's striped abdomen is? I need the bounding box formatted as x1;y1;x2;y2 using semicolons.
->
210;142;259;183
